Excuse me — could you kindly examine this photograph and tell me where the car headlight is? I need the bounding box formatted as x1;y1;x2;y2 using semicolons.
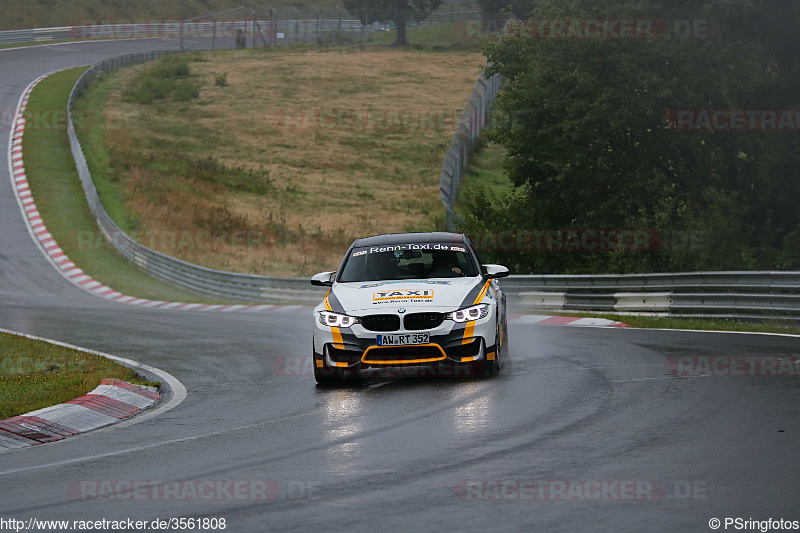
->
319;311;360;328
447;304;489;323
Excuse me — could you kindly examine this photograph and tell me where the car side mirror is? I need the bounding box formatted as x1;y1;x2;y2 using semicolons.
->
482;264;510;280
310;271;336;286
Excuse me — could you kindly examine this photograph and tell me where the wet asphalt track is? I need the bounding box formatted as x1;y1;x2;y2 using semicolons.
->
1;38;799;532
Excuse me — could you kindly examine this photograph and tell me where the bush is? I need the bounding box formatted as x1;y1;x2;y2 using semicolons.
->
150;55;191;79
123;55;200;104
173;80;200;102
134;77;175;104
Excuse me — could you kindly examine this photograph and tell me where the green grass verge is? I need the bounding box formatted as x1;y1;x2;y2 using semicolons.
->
457;139;511;199
22;67;228;303
0;331;158;419
73;67;143;232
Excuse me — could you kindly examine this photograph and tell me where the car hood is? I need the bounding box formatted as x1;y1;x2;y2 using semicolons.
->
330;278;487;314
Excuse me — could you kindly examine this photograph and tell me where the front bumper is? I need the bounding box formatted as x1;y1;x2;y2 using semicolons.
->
312;311;498;372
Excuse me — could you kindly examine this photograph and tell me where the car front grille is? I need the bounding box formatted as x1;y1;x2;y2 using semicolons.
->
403;312;444;331
360;314;401;332
362;345;446;363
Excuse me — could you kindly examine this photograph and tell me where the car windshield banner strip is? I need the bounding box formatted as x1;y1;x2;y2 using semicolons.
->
353;243;467;256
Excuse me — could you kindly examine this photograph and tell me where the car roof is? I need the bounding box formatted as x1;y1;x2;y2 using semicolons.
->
351;232;468;247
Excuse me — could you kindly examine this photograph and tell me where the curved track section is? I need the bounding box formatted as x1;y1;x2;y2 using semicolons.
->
0;327;187;440
1;39;799;532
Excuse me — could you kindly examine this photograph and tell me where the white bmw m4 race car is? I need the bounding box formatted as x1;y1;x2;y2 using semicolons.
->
310;232;509;385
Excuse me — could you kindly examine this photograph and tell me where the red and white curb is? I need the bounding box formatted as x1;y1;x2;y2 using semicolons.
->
509;315;629;328
0;328;187;453
7;72;319;314
0;379;159;451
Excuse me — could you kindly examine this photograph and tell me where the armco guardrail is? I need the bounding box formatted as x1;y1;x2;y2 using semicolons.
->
503;272;800;319
0;27;73;45
0;21;364;47
65;53;800;317
440;72;502;231
2;12;480;47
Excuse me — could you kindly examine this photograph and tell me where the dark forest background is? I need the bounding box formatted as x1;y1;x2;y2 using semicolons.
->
460;0;800;274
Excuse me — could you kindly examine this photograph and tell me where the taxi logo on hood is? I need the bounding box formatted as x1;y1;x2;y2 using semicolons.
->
373;289;434;302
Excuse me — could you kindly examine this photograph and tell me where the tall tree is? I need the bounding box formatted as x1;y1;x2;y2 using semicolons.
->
344;0;442;46
461;0;800;273
476;0;536;19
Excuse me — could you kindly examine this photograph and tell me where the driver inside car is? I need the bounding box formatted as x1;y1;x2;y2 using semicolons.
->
428;250;464;278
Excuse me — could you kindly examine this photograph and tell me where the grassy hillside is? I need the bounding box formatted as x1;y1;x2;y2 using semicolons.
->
77;47;484;276
1;0;339;30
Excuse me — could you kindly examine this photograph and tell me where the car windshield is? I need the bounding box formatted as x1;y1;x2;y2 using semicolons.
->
338;244;478;282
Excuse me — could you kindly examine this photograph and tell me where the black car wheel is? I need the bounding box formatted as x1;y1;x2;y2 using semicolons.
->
314;346;359;386
471;338;499;378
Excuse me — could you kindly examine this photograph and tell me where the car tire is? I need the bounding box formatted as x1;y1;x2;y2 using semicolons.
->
314;346;359;386
314;362;345;386
471;338;499;378
499;311;509;370
486;333;500;377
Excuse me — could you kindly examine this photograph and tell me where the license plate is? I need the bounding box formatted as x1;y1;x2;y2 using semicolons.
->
377;333;430;346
